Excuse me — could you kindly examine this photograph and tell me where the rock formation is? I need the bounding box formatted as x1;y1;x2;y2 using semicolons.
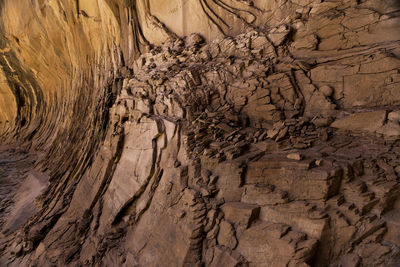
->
0;0;400;266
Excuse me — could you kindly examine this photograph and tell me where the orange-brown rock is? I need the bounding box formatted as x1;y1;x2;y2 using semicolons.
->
0;0;399;266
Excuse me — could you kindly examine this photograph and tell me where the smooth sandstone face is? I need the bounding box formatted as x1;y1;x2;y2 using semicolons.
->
0;0;239;136
0;69;17;134
0;0;136;140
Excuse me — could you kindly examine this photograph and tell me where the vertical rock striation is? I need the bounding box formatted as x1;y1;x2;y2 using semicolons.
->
0;0;400;266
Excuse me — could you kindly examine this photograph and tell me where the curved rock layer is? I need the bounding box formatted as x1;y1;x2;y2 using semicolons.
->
0;0;400;266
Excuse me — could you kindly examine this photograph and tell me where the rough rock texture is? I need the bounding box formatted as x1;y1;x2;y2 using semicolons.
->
0;0;400;266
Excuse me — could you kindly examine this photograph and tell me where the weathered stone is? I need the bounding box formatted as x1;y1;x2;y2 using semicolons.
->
236;222;316;267
376;122;400;138
208;246;245;267
388;110;400;122
342;69;400;108
186;34;204;47
319;85;334;97
291;0;315;6
1;1;400;266
291;34;318;51
217;220;237;249
259;203;328;239
268;25;290;46
331;111;387;134
340;253;361;267
221;202;260;229
246;160;342;200
276;127;289;142
242;185;289;206
304;87;336;117
287;153;303;161
311;117;332;128
394;165;400;175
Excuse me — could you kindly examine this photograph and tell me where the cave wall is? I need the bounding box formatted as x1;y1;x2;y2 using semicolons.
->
0;0;400;266
1;0;399;142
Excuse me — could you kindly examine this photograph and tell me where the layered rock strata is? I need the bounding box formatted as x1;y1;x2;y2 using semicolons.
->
0;0;400;266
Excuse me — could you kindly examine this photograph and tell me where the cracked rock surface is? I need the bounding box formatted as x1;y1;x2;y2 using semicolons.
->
0;0;400;266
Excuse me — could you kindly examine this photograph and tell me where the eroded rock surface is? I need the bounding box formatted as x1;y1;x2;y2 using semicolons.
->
0;0;400;266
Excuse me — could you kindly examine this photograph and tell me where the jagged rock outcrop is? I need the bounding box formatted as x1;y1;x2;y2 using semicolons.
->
0;0;400;266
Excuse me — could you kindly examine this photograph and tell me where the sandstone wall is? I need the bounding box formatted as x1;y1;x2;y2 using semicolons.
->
0;0;400;266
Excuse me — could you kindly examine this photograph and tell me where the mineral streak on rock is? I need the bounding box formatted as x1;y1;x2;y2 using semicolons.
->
0;0;399;266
